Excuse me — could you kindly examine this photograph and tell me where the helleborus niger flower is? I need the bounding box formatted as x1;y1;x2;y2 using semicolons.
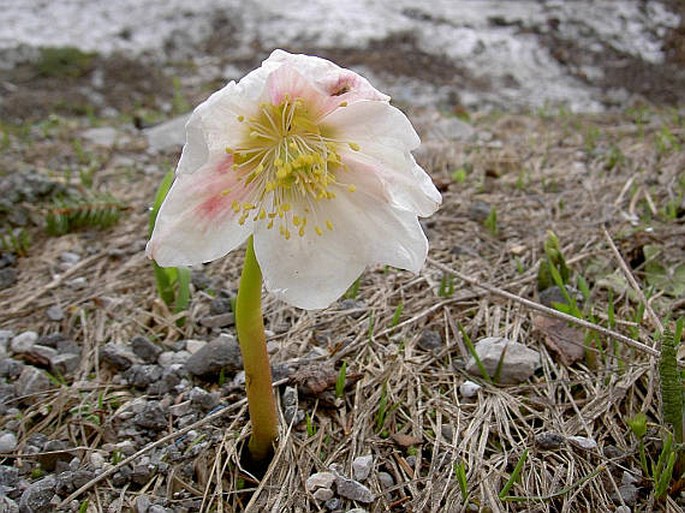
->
147;49;442;309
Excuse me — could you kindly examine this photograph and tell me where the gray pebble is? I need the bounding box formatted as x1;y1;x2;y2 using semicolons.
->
465;337;540;384
49;353;81;376
567;435;597;450
0;432;17;453
148;505;171;513
378;471;394;490
417;329;442;351
536;431;564;450
184;334;241;377
46;305;64;321
0;330;13;351
188;387;219;412
90;452;105;470
59;252;81;266
157;350;191;367
199;313;235;329
10;331;38;353
184;339;206;354
313;487;334;501
0;464;19;489
18;476;56;513
306;471;336;492
125;365;163;389
130;336;162;364
352;455;373;482
0;268;17;289
135;494;151;513
324;498;341;511
347;509;369;513
335;476;374;503
338;299;367;319
133;401;168;431
15;365;51;396
0;495;18;513
459;380;481;398
100;342;139;370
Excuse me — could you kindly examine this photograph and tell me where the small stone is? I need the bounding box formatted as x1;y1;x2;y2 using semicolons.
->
135;494;151;513
338;299;367;319
67;277;88;289
324;498;341;511
82;126;119;147
209;293;233;315
184;334;242;377
14;365;51;396
535;431;564;450
306;472;336;492
18;476;56;513
347;509;369;513
0;464;19;489
0;268;17;289
90;452;105;470
157;350;191;367
60;252;81;265
615;506;632;513
617;483;639;506
148;506;170;513
130;336;162;364
125;365;163;388
0;330;13;351
441;425;454;441
567;435;597;450
46;305;64;321
312;487;334;501
0;496;18;513
335;476;374;503
49;353;81;375
459;380;481;398
352;455;373;482
30;344;58;363
417;329;442;351
378;471;394;490
10;331;38;353
133;401;167;431
188;387;219;411
465;337;540;384
185;339;206;354
144;114;191;153
468;200;492;222
0;432;17;452
199;313;235;329
101;342;139;370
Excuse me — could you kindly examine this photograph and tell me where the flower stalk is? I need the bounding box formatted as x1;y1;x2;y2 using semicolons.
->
235;236;278;463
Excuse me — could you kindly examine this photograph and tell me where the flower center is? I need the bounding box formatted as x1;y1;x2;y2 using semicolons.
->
226;95;355;239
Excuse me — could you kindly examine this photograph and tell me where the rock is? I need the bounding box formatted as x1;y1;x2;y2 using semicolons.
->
209;293;233;315
125;365;163;388
184;339;206;354
306;472;336;492
59;252;81;266
567;435;597;450
148;506;171;513
18;476;56;513
133;401;168;431
614;507;631;513
184;334;242;377
49;353;81;376
45;305;64;321
188;387;219;412
0;330;13;351
459;380;481;398
312;488;334;501
352;455;373;482
0;464;19;490
0;496;18;513
130;336;162;364
0;432;17;453
100;342;139;370
14;365;51;396
82;126;119;147
10;331;38;353
378;471;394;490
144;114;191;153
335;476;374;503
465;337;540;384
417;329;442;351
90;452;105;470
535;431;564;450
157;350;191;367
338;299;367;319
347;509;369;513
468;200;492;222
0;268;17;289
135;494;151;513
199;313;235;329
30;345;58;363
67;277;88;289
441;425;454;441
282;386;304;425
324;498;341;511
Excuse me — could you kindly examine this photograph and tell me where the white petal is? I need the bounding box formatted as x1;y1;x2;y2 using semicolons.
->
147;154;254;267
326;101;442;216
253;184;427;310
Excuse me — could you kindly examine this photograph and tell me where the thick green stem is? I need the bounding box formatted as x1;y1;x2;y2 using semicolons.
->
235;236;278;463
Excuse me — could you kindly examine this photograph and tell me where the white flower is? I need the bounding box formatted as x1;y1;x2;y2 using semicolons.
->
147;49;442;309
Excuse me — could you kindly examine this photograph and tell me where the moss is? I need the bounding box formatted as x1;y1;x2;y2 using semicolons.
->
36;46;96;79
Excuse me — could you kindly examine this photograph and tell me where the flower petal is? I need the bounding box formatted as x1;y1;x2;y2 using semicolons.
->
147;154;254;267
253;183;427;309
325;100;442;216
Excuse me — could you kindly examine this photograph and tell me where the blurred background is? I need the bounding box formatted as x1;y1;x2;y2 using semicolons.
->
1;0;684;124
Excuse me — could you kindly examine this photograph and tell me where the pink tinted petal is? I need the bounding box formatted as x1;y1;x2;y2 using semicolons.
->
147;155;253;267
253;184;428;310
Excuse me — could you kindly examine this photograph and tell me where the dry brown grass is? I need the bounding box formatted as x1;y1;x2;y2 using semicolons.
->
1;106;684;512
